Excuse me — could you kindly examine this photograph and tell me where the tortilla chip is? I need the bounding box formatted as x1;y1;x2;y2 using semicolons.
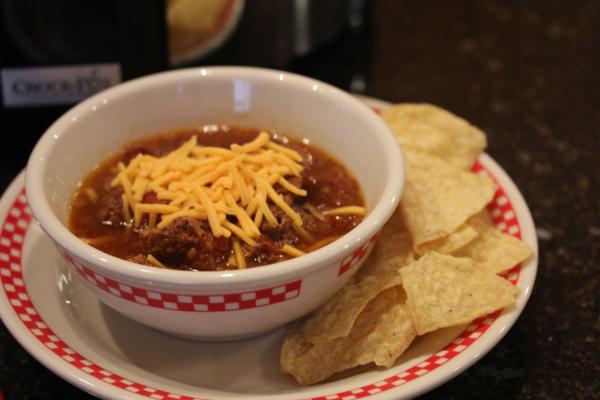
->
355;209;413;280
415;223;479;255
297;272;404;346
400;151;496;253
281;287;416;385
298;223;413;344
381;103;487;169
455;213;533;274
401;252;520;335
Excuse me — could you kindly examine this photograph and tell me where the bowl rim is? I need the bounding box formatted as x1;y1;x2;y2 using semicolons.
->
25;66;404;286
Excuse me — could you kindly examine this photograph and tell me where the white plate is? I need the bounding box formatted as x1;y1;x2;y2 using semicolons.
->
0;99;538;400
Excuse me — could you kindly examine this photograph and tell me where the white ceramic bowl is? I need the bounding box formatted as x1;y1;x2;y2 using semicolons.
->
25;67;404;340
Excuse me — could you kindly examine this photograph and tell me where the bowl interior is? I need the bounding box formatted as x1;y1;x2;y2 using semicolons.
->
38;69;393;226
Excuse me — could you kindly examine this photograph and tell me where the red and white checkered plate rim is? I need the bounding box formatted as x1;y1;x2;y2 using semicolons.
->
0;157;527;400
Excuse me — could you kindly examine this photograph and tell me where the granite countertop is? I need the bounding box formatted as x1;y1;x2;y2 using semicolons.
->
1;0;598;398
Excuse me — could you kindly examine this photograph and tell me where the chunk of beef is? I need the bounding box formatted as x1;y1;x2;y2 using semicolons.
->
244;236;285;266
260;203;299;243
98;187;124;227
140;218;203;256
138;218;230;270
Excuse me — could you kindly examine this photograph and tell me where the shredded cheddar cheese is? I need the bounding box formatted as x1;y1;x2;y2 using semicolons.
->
111;132;307;241
322;206;366;216
110;131;366;269
281;244;306;258
147;254;167;268
232;238;246;269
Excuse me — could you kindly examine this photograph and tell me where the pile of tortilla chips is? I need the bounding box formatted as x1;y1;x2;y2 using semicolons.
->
281;103;533;385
